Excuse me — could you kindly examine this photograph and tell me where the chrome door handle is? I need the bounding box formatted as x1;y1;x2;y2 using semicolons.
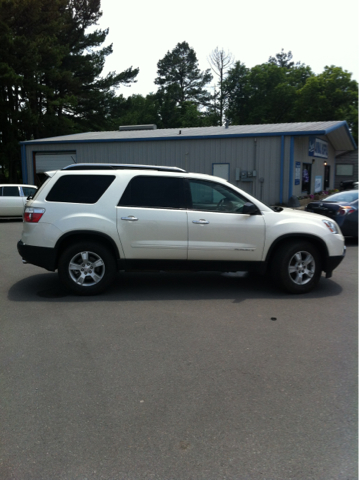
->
192;219;209;224
121;216;138;221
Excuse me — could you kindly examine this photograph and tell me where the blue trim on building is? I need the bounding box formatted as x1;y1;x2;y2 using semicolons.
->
280;136;285;204
288;136;295;199
21;144;28;183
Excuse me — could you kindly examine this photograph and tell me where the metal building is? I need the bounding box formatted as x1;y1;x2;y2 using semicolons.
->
334;149;358;189
20;121;357;205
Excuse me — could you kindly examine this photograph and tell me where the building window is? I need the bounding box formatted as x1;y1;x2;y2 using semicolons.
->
336;164;354;176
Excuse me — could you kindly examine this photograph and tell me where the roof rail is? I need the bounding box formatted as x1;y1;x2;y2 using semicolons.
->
62;163;187;173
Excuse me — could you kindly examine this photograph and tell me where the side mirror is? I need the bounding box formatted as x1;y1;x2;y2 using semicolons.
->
242;202;258;215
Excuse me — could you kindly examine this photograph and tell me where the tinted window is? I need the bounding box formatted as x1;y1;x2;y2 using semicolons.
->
22;187;37;197
46;175;115;203
119;176;184;209
3;186;20;197
189;179;248;213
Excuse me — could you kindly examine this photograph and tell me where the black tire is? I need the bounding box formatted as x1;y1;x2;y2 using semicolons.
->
58;242;116;295
271;241;322;294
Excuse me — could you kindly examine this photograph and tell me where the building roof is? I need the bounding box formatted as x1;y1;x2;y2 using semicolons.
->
22;121;357;151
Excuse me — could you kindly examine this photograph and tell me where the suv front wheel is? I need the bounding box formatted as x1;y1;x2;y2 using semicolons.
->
58;242;116;295
272;241;322;294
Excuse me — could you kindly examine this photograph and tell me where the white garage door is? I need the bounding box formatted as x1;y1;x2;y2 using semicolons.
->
35;152;77;172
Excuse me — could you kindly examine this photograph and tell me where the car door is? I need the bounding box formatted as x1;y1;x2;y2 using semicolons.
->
116;175;188;260
187;179;265;261
0;186;24;216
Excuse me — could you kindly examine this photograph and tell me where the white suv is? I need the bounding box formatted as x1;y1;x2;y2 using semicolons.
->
17;164;346;295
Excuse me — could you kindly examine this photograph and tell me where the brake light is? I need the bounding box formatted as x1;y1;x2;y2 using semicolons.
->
24;207;45;223
338;206;355;216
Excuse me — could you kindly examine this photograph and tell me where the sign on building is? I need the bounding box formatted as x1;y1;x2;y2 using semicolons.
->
309;137;328;159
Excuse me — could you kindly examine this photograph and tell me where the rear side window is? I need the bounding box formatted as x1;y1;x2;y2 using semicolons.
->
22;187;37;197
46;175;115;204
118;176;184;209
3;186;20;197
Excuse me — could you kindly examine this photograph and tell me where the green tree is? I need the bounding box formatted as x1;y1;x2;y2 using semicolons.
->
268;49;296;68
246;63;313;123
295;66;358;143
153;88;212;128
108;94;161;129
222;61;250;125
223;58;314;126
0;0;70;180
56;0;139;133
0;0;139;181
154;41;212;108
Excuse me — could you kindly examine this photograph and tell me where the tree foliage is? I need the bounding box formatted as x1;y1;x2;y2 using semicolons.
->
223;55;357;142
0;28;357;183
268;49;297;68
155;42;212;107
295;66;358;141
0;0;138;180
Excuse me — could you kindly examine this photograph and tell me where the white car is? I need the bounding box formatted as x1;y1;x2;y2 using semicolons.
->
0;184;38;217
17;164;346;295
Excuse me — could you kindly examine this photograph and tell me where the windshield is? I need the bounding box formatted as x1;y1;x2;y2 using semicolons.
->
324;191;358;203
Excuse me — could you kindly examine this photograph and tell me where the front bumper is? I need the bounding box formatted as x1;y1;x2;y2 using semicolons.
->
324;246;346;278
17;240;57;271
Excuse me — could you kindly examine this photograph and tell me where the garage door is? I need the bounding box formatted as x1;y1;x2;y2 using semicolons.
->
35;152;77;172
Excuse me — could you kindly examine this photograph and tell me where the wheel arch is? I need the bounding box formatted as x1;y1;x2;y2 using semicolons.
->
54;231;121;269
265;234;330;272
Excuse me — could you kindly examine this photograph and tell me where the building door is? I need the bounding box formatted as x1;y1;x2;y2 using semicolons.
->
324;165;330;190
34;152;76;185
302;163;312;194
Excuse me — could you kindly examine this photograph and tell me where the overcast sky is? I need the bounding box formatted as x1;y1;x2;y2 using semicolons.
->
95;0;359;97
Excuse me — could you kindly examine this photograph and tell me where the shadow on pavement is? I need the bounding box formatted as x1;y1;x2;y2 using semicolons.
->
8;269;343;303
344;237;358;248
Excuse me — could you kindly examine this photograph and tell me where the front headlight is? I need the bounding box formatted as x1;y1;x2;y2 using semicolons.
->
322;219;339;234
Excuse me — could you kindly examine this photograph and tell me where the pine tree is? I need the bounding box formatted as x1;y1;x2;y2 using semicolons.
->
155;41;212;108
0;0;139;180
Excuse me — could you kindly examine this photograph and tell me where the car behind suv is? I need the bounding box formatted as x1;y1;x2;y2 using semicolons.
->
0;184;37;217
18;164;346;295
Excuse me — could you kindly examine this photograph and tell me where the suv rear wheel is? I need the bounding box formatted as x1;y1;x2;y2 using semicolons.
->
58;242;116;295
272;241;322;294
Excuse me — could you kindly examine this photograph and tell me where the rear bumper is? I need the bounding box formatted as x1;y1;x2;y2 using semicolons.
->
324;246;346;278
17;240;57;271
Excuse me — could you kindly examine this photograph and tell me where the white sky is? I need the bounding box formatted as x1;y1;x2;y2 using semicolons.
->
96;0;359;97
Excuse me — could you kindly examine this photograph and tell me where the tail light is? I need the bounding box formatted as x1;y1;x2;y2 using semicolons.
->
338;206;355;216
24;207;45;223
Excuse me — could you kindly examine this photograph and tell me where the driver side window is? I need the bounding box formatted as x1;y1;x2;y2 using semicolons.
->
188;179;248;213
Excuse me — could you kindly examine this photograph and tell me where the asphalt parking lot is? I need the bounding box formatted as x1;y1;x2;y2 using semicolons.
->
0;219;357;480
